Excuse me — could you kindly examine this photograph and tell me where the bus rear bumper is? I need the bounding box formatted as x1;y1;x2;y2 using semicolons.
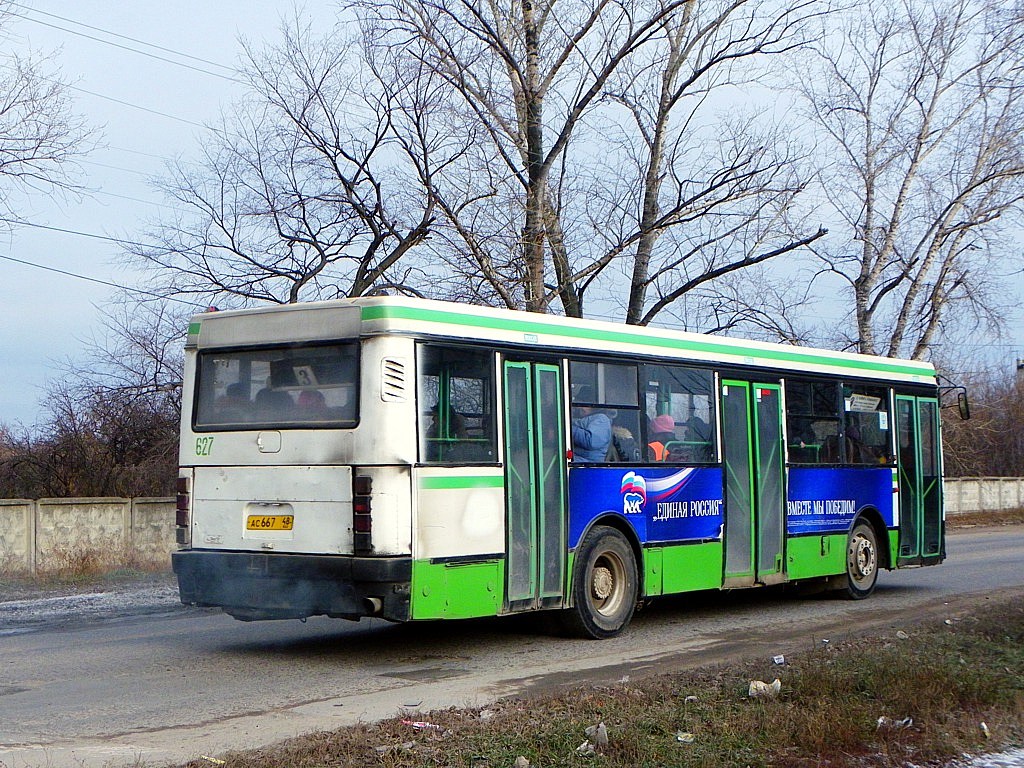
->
172;549;412;622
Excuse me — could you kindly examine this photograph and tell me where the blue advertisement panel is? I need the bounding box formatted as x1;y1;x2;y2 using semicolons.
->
567;466;724;548
786;467;895;535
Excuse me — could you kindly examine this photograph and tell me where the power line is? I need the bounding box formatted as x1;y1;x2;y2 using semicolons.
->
10;2;239;74
106;144;176;163
0;216;166;251
68;84;209;129
0;252;204;307
80;158;155;178
7;6;244;84
15;71;217;143
104;143;202;168
91;187;188;214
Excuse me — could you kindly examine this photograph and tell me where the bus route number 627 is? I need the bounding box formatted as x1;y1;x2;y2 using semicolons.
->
195;436;214;457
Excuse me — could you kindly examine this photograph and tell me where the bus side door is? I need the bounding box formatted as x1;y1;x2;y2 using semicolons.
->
895;396;943;564
721;381;787;587
502;361;567;611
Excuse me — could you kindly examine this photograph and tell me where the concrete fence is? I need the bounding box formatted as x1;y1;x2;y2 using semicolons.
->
0;497;174;574
0;480;1019;574
943;478;1024;515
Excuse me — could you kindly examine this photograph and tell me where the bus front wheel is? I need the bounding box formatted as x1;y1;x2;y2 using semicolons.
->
844;521;879;599
565;526;638;639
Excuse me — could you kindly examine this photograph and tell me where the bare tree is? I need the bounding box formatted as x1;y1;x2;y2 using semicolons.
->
357;0;832;328
127;17;450;306
70;299;186;407
124;3;835;326
940;360;1024;477
0;300;185;498
801;0;1024;359
0;2;94;222
587;0;828;328
356;0;692;314
658;263;821;341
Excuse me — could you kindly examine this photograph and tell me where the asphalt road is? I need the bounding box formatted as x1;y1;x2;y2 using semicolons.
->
2;526;1022;768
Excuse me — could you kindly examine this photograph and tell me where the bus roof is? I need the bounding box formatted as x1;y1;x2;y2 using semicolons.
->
187;296;937;385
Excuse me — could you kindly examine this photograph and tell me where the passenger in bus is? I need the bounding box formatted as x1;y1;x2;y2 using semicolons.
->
427;404;467;439
609;424;641;462
425;404;469;461
820;434;842;463
682;413;713;460
787;417;819;463
571;387;611;462
788;418;817;447
844;420;884;464
216;382;250;422
683;413;711;444
255;384;294;420
297;389;328;418
647;414;676;461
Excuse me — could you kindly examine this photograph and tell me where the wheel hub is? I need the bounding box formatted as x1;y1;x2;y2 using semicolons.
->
591;566;614;600
852;538;875;579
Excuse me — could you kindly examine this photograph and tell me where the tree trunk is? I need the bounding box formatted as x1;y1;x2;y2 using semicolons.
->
521;0;548;313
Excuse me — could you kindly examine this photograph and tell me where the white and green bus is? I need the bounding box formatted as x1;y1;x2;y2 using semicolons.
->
173;297;949;638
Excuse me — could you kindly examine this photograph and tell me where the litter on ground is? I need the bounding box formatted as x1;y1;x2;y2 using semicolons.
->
748;678;782;698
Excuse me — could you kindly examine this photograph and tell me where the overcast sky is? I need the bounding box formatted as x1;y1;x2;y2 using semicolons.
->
0;1;336;425
0;1;1021;428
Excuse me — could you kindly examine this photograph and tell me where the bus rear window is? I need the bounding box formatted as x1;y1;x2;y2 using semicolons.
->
194;344;359;430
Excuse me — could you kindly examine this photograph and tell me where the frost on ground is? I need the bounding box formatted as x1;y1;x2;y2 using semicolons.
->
956;747;1024;768
0;573;187;634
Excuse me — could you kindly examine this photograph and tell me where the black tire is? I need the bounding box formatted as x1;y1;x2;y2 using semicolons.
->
844;521;879;599
563;526;638;639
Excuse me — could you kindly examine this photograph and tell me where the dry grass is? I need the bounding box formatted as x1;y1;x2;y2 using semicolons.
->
948;508;1024;528
181;598;1024;768
0;543;169;592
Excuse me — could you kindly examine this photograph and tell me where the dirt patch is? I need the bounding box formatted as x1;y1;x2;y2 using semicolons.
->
948;509;1024;528
0;570;184;633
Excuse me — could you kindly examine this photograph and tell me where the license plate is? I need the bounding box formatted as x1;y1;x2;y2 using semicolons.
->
246;514;294;531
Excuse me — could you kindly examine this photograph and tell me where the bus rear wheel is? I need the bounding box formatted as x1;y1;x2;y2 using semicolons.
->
844;521;879;599
564;526;638;639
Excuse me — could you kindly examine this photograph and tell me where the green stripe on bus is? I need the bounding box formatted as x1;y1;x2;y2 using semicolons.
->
188;322;201;335
361;304;929;378
419;476;504;490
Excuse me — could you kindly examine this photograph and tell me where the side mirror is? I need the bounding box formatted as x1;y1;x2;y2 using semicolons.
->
957;391;970;421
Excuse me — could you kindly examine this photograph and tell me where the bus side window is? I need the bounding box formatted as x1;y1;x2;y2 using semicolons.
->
569;359;640;463
785;380;841;465
842;385;892;465
640;364;716;463
417;345;497;464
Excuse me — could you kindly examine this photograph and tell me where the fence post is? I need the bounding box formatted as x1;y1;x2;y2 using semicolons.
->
123;498;134;554
29;499;38;574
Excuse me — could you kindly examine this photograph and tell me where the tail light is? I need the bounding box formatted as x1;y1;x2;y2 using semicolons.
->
353;475;372;554
176;475;190;527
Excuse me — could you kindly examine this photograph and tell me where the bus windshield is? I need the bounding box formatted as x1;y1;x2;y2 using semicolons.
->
194;343;359;430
